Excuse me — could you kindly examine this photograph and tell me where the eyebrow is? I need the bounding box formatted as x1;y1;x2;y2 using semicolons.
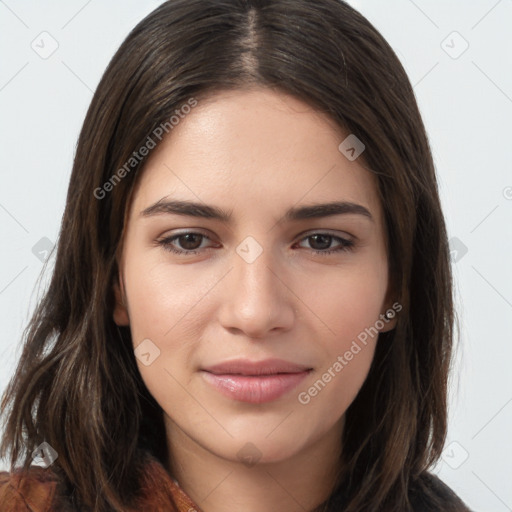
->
139;198;373;223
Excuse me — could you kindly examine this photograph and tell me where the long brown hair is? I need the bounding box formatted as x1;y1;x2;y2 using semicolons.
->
1;0;463;510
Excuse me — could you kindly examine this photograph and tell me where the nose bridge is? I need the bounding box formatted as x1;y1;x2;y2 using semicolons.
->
234;234;280;303
219;234;294;336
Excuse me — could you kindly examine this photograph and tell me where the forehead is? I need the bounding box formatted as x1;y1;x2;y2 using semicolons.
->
128;87;381;223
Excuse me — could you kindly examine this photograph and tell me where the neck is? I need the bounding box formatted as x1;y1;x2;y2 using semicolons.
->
165;417;344;512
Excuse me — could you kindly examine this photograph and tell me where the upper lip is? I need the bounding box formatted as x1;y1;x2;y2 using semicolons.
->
202;358;312;376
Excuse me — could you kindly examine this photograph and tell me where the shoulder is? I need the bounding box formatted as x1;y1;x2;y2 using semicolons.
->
0;465;60;512
408;471;473;511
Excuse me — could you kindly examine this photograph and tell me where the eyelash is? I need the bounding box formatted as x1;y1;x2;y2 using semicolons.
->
156;231;355;256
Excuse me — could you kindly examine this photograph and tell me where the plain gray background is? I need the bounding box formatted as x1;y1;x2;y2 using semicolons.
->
1;1;511;510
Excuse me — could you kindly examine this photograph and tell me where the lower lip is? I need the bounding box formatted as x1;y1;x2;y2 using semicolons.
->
201;370;311;404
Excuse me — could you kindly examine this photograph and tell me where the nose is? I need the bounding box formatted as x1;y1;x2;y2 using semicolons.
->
217;241;296;340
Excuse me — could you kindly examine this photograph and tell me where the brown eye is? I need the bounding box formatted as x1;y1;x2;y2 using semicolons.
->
308;234;334;250
157;232;213;255
175;233;204;250
296;233;354;255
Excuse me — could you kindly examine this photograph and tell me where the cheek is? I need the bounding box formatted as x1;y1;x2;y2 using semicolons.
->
122;256;214;401
124;259;210;415
293;262;386;408
298;261;388;345
294;292;381;431
124;256;214;343
296;341;375;437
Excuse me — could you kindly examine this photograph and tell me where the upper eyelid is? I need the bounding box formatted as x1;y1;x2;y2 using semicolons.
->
159;228;357;240
296;229;354;240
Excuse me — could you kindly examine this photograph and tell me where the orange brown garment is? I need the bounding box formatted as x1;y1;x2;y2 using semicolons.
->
0;451;203;512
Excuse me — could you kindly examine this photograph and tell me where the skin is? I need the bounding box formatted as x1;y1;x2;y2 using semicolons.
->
113;87;397;512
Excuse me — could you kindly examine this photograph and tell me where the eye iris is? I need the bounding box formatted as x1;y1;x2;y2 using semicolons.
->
310;234;332;250
179;233;202;250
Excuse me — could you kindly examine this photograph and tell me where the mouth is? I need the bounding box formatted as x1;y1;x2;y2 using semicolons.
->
200;358;313;404
202;358;312;376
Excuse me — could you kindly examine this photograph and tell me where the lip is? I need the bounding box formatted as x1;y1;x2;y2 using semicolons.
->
201;358;312;404
202;358;312;376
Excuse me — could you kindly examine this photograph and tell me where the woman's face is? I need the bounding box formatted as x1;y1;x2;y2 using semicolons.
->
113;87;396;466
